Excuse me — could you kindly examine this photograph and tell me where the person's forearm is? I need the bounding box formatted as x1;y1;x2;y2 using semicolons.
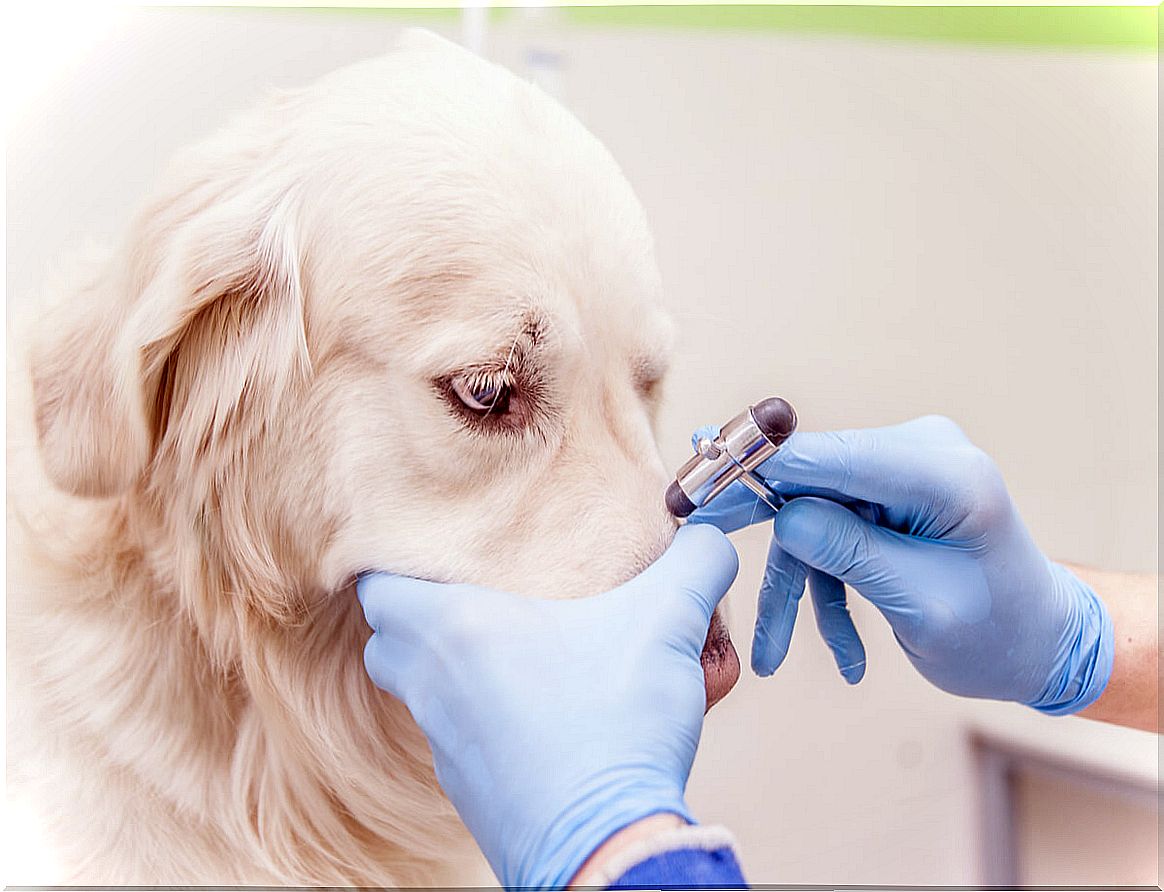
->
1066;564;1159;732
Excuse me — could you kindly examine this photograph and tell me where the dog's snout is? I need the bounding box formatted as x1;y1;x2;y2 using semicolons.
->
625;504;679;578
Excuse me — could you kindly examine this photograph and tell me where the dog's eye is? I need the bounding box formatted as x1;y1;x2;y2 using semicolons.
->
450;373;511;414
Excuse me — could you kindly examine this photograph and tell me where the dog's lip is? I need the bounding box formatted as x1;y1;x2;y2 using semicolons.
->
348;536;743;708
701;608;740;712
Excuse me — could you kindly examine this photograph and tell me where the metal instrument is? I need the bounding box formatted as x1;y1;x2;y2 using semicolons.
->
665;397;797;518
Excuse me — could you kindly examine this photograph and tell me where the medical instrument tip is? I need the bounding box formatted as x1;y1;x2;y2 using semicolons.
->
665;480;696;518
751;397;797;445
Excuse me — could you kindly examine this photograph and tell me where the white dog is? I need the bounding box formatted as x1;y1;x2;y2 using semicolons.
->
6;30;739;886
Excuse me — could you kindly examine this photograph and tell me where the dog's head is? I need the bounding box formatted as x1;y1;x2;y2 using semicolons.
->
30;31;738;706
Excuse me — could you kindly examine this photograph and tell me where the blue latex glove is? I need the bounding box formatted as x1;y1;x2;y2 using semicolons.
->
357;524;739;890
689;415;1114;715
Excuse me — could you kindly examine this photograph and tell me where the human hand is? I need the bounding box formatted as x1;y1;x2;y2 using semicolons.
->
357;524;739;890
689;415;1113;714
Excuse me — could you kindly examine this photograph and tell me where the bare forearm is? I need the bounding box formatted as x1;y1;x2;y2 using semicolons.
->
1066;564;1159;733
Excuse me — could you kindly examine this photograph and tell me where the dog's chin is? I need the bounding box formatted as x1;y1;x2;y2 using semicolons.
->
701;609;740;711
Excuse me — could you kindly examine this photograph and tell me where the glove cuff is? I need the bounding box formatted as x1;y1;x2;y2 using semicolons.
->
1027;565;1115;717
510;785;693;891
584;823;741;888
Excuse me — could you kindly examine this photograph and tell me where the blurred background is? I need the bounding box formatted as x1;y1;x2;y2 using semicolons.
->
6;5;1158;886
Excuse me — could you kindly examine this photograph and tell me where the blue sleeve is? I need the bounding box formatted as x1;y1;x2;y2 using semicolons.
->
606;844;748;890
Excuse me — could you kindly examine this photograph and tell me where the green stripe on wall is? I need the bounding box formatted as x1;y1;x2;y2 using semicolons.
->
281;5;1158;51
295;5;464;19
563;6;1157;50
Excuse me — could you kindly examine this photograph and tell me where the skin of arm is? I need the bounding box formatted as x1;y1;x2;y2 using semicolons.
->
1070;564;1159;733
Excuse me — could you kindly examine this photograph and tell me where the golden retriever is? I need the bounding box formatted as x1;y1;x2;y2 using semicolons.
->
6;29;739;886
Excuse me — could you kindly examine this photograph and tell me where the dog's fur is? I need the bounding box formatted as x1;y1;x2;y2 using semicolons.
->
6;31;713;885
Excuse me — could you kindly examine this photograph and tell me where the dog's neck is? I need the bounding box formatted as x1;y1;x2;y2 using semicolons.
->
15;494;468;884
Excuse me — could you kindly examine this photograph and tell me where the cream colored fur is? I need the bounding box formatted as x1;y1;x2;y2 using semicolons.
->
7;30;680;886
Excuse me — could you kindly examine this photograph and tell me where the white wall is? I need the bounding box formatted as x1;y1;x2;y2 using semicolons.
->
7;8;1158;886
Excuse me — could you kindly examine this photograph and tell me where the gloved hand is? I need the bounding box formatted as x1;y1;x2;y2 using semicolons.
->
689;415;1114;715
357;524;739;890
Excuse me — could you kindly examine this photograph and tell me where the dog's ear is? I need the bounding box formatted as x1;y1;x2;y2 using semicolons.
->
30;259;155;498
31;182;309;498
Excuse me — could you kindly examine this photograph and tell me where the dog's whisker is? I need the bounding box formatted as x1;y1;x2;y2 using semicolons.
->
485;331;521;416
747;493;762;528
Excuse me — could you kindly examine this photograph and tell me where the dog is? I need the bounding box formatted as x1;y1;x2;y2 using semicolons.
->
6;29;740;886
